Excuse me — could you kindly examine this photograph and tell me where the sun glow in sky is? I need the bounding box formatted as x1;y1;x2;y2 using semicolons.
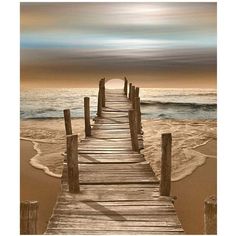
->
20;3;216;88
105;79;125;89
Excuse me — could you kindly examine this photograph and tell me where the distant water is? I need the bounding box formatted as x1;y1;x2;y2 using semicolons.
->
21;88;216;120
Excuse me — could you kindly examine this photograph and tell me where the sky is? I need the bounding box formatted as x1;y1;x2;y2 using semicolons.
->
20;2;217;88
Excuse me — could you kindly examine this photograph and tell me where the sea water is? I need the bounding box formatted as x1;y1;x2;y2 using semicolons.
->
20;88;216;120
20;88;216;180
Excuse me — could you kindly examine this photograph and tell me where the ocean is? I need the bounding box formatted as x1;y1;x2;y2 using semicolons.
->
20;88;217;180
20;88;216;120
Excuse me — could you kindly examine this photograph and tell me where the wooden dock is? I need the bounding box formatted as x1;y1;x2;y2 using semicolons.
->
44;79;184;235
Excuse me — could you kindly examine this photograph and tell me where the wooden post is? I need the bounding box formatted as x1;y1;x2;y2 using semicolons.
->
135;97;142;134
124;77;128;96
97;89;102;117
135;87;139;98
20;201;39;234
131;86;136;108
66;134;80;193
101;78;105;107
129;83;132;100
63;109;72;135
160;133;172;196
128;109;139;152
84;97;91;137
204;195;217;234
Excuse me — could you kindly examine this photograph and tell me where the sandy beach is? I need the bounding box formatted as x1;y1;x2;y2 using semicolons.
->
20;137;216;234
20;140;60;234
172;139;216;234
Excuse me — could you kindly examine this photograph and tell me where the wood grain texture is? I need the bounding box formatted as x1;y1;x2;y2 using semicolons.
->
63;109;72;135
204;195;217;234
84;97;91;137
20;201;39;235
160;133;172;196
45;87;183;235
128;109;139;152
66;135;80;193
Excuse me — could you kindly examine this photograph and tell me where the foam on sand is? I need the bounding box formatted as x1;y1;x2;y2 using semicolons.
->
20;118;85;178
20;118;216;181
141;119;216;181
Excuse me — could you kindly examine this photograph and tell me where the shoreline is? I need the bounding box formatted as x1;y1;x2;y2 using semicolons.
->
172;139;216;234
20;138;216;234
20;140;61;234
172;157;216;234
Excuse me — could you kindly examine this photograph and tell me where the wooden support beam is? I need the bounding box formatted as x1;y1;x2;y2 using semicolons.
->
84;97;91;137
63;109;72;135
66;134;80;193
160;133;172;196
128;109;139;152
124;77;128;96
20;201;39;235
131;86;136;109
135;87;139;98
204;195;217;234
135;97;142;134
129;83;132;100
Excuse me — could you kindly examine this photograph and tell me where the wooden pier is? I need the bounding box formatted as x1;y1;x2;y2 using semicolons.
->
44;78;184;235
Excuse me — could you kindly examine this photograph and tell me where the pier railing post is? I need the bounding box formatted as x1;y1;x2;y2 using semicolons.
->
66;134;80;193
63;109;72;135
129;83;132;100
128;109;139;152
20;200;39;235
124;77;128;96
97;80;103;117
131;85;136;108
160;133;172;196
135;87;139;98
135;97;142;134
84;97;91;137
204;195;217;234
101;78;105;107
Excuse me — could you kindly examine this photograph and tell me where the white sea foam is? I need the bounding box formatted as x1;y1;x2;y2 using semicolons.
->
20;118;85;178
20;118;216;181
141;119;216;181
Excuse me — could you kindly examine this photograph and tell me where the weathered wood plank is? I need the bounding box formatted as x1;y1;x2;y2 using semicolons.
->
45;86;183;235
45;229;184;235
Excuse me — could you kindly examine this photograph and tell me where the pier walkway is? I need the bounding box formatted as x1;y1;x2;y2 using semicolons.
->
45;79;184;235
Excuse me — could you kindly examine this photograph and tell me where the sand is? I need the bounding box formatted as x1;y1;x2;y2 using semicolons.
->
20;140;61;234
20;124;216;234
172;139;217;234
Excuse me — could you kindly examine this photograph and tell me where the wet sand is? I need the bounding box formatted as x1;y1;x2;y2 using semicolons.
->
20;139;216;234
172;139;217;234
20;140;61;234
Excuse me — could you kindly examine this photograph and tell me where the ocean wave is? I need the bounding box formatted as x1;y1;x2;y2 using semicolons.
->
21;116;66;120
141;100;216;109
